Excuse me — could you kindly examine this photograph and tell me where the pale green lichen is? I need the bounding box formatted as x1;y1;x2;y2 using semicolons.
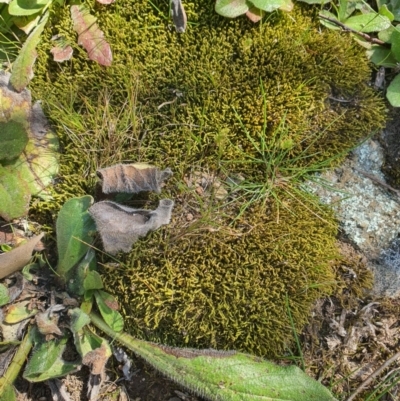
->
29;0;386;356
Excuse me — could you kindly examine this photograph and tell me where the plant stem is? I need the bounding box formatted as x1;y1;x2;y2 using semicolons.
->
346;350;400;401
0;327;33;396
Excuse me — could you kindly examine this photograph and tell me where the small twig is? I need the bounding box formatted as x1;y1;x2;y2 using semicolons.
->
346;350;400;401
319;14;388;46
327;96;353;103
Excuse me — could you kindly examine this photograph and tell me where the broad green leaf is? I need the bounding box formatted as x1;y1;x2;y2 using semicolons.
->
8;0;50;16
70;5;112;66
16;128;59;200
0;165;30;221
379;4;394;21
0;283;10;306
23;329;79;382
9;12;48;92
386;73;400;106
378;25;395;42
391;28;400;61
0;384;16;401
250;0;293;12
215;0;249;18
91;312;338;401
84;270;103;291
69;307;91;332
3;301;37;323
56;195;96;281
67;248;97;296
73;325;102;357
94;290;124;332
344;13;391;33
0;120;28;160
366;45;398;67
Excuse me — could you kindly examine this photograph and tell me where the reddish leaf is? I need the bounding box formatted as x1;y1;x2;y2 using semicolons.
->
96;0;115;3
50;45;73;62
70;5;112;67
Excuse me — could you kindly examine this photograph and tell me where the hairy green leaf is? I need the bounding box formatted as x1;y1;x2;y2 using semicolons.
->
387;73;400;106
344;13;391;33
56;196;96;282
94;290;124;332
215;0;249;18
90;312;337;401
70;5;112;66
8;0;50;16
10;12;48;92
23;329;79;382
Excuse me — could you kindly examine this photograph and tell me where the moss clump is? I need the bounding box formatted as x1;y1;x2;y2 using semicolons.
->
103;195;338;357
31;1;386;186
30;1;386;356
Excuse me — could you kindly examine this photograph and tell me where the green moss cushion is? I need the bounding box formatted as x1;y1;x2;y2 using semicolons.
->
31;0;385;356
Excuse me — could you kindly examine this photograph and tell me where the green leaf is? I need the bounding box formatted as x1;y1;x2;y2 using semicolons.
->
366;45;398;67
378;25;395;43
91;312;338;401
386;73;400;106
0;384;16;401
0;120;28;160
0;283;10;306
9;12;48;92
379;4;394;21
94;290;124;332
67;248;97;296
56;196;96;282
84;270;103;291
8;0;51;16
215;0;249;18
391;27;400;61
23;329;79;382
343;13;391;33
250;0;293;12
0;165;30;221
69;307;91;332
3;301;37;323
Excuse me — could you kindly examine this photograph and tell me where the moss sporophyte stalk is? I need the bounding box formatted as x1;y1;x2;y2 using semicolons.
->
30;0;386;356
